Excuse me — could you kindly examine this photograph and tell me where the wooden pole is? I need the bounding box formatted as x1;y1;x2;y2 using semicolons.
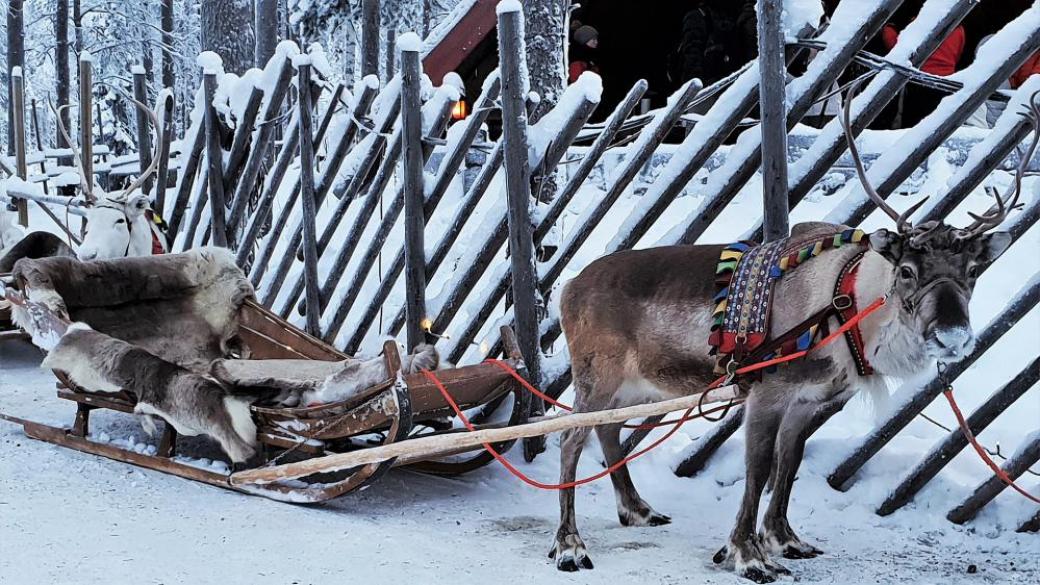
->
165;115;206;236
758;0;789;242
946;434;1040;524
78;52;95;202
497;4;543;460
296;59;322;337
154;93;175;218
399;36;428;351
878;357;1040;516
132;66;154;197
361;0;380;79
203;71;228;247
29;98;48;195
230;385;743;486
11;67;28;226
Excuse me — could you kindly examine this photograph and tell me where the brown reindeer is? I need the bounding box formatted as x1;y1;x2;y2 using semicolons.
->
550;89;1037;581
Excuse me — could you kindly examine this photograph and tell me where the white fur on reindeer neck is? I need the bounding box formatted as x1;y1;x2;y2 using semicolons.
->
78;194;155;260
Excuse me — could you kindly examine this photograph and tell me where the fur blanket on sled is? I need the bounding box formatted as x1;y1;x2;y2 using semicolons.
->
11;248;441;463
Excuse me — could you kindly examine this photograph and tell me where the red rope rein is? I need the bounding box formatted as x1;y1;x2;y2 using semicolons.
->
418;296;889;492
942;388;1040;504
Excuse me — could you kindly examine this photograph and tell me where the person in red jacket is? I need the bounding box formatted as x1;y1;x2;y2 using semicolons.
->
882;22;966;127
569;25;600;83
1011;51;1040;88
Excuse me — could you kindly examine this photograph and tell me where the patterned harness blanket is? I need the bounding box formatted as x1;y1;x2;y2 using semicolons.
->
709;228;867;373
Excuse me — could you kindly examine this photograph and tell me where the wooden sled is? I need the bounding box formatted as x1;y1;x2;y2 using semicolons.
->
4;273;533;502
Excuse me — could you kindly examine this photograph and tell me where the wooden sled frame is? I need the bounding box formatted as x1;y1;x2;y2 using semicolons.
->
5;281;532;503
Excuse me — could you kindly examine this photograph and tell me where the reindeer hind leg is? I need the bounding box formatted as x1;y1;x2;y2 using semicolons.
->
595;422;671;527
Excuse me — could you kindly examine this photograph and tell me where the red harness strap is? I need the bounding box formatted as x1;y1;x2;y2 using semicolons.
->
834;251;874;376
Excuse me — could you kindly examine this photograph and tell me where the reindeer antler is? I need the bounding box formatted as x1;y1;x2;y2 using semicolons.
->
961;90;1040;237
841;78;928;234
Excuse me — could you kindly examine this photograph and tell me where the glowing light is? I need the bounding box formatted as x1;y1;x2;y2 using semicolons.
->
451;100;468;120
420;318;433;332
479;341;490;355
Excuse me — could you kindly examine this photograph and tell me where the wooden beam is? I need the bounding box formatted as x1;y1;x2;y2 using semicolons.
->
132;67;154;197
78;52;95;202
399;37;428;351
11;66;27;225
758;0;789;242
296;60;322;337
230;385;743;486
203;71;228;248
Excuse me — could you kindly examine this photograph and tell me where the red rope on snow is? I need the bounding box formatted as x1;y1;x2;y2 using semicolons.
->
942;388;1040;504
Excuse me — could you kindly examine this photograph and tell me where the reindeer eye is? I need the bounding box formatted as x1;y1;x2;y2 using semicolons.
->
967;265;979;278
899;266;916;281
115;219;126;224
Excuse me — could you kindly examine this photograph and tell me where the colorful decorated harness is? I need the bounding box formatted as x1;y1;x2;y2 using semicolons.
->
709;228;874;379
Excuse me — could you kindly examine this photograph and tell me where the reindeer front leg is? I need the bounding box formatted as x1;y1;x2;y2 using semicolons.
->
716;395;789;583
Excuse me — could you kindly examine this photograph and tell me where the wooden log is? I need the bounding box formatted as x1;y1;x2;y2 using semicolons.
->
498;4;542;460
877;357;1040;516
832;18;1040;228
538;79;701;294
783;0;975;218
674;3;899;247
317;93;457;341
399;39;428;351
1018;510;1040;533
166;112;206;237
203;71;228;248
132;67;154;197
181;168;209;249
29;98;48;196
946;434;1040;524
758;0;789;242
238;116;300;269
296;61;322;337
314;83;346;150
226;56;294;241
342;76;503;354
78;52;95;202
11;67;27;225
257;80;400;299
222;83;264;193
230;384;743;486
828;271;1040;490
534;79;647;243
154;93;175;218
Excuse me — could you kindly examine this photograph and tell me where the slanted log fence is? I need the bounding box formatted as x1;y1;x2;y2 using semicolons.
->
3;0;1036;529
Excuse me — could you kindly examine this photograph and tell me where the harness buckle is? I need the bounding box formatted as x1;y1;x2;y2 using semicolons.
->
724;360;740;384
832;294;853;311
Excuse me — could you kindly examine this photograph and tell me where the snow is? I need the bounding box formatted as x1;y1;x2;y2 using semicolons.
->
396;32;423;53
496;0;522;15
195;51;224;75
782;0;825;39
130;64;146;76
78;50;93;63
291;54;313;68
10;66;21;78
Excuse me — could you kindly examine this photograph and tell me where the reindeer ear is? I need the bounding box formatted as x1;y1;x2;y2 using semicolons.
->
869;228;903;264
975;231;1012;265
127;194;150;216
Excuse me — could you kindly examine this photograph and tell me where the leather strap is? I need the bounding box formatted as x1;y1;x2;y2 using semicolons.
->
834;250;873;376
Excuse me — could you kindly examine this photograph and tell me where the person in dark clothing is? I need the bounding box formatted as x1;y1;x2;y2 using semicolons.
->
673;0;757;87
569;25;601;83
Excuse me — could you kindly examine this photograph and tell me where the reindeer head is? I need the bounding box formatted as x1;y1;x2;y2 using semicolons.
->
842;82;1034;361
78;194;152;261
53;88;169;262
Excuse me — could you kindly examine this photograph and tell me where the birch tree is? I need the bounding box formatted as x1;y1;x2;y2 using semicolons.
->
56;0;71;149
523;0;568;110
255;0;280;68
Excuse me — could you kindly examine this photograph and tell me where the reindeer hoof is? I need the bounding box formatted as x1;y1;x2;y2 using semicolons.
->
550;534;594;572
713;546;729;565
618;505;671;527
783;543;823;560
741;567;776;584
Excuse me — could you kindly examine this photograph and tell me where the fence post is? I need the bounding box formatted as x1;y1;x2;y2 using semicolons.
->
29;98;48;195
758;0;789;242
11;67;28;226
400;35;430;351
154;93;175;218
202;70;228;248
946;434;1040;524
497;2;541;459
295;58;322;337
78;52;95;202
132;66;154;197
